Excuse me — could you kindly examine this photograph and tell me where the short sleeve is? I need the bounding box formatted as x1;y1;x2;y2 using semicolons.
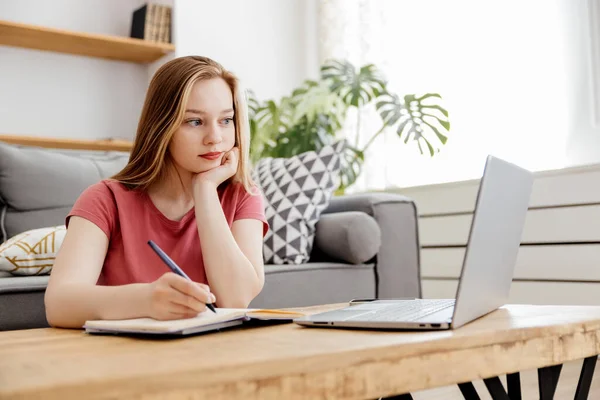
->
66;181;117;239
234;186;269;237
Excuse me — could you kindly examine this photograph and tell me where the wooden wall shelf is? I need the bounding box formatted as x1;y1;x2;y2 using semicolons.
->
0;134;134;152
0;20;174;64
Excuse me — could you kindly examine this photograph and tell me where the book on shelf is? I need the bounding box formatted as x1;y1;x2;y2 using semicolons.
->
130;3;172;44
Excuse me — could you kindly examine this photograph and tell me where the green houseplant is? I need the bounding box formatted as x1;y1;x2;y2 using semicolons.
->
247;59;451;190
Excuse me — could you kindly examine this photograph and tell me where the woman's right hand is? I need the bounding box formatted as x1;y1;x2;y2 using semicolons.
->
145;272;217;320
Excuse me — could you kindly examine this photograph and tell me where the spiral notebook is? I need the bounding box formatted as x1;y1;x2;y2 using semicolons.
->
83;308;308;336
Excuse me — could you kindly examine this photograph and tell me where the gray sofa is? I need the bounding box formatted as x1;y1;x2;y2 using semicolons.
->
0;141;421;331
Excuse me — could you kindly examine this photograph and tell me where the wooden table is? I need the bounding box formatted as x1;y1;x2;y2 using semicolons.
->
1;304;600;400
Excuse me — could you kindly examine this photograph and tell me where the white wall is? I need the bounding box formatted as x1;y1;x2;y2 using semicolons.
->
0;0;318;141
0;0;149;140
173;0;319;102
3;0;598;170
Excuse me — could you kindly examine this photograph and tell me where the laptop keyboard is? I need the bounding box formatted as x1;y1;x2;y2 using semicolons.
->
359;299;455;322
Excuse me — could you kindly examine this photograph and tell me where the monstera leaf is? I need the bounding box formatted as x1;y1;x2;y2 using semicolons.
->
338;144;364;190
376;93;450;156
246;89;261;119
290;79;347;131
321;60;387;107
247;59;452;192
248;95;296;163
247;80;348;163
247;90;270;163
265;114;335;159
246;89;259;140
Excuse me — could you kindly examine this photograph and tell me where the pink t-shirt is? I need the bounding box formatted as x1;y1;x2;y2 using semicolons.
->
66;180;268;286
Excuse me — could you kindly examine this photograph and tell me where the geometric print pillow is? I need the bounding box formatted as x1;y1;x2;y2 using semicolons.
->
252;140;345;264
0;225;67;275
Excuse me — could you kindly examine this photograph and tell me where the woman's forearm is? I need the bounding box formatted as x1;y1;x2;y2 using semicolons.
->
193;184;262;308
45;283;149;329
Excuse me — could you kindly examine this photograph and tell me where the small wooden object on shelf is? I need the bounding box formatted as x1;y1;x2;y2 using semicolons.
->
0;134;134;152
0;19;174;64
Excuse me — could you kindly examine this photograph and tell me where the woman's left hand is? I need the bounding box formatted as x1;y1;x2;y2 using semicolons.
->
193;147;239;192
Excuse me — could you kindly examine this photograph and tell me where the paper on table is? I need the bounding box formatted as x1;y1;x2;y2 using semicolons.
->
83;307;311;334
84;308;248;334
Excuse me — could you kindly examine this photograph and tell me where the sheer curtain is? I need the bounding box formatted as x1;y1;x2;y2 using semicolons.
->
318;0;571;191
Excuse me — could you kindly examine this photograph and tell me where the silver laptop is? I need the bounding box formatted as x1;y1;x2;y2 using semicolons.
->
294;155;533;330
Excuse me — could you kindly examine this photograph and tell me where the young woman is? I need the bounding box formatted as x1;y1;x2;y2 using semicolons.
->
45;56;268;329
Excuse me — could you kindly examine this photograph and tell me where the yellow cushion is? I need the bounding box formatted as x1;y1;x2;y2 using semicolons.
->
0;225;67;276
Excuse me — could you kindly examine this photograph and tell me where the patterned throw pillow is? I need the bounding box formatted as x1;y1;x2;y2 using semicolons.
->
253;140;345;264
0;225;67;276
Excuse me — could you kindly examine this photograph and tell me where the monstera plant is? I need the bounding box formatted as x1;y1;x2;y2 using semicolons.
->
247;59;451;190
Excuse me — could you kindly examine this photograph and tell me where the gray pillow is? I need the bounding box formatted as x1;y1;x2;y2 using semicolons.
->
253;140;345;265
314;211;381;264
0;142;130;242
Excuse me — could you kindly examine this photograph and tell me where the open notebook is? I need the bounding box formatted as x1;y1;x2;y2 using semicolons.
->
83;308;308;336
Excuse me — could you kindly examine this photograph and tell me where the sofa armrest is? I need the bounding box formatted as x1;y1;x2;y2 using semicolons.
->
322;192;421;298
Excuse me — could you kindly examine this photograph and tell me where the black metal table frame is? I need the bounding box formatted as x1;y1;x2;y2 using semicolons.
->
383;355;597;400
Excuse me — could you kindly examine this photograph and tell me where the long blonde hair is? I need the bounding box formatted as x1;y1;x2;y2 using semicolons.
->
112;56;255;193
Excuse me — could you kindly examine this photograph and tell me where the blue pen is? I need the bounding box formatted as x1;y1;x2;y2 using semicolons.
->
148;240;217;313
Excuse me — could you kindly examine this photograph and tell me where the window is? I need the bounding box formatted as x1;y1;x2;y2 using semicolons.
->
320;0;571;190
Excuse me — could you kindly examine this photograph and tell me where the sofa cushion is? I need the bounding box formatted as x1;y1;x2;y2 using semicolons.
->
0;142;129;242
250;262;375;309
0;275;50;294
252;140;345;265
0;262;374;330
0;225;66;276
0;261;374;297
314;211;381;264
0;290;49;330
